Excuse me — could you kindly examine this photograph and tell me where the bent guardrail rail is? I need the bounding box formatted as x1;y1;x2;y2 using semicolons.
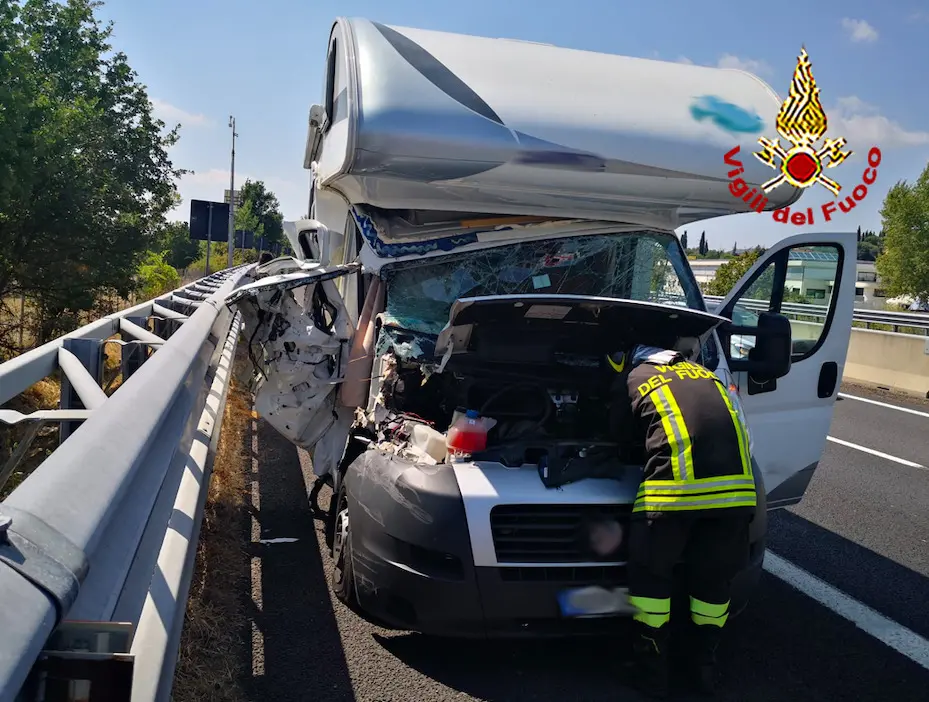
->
0;265;253;702
703;295;929;335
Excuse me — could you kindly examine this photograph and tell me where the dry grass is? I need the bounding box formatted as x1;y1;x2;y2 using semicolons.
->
0;377;62;499
0;334;130;498
172;347;253;702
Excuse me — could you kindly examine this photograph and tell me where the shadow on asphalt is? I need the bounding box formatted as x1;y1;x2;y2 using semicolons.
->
244;419;357;702
373;570;929;702
768;509;929;638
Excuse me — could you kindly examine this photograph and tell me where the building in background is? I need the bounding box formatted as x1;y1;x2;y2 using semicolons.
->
690;259;729;287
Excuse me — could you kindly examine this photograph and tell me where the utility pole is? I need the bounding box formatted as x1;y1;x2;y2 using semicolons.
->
228;116;237;268
205;203;214;274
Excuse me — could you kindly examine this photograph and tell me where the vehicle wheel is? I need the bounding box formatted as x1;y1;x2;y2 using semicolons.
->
330;479;357;606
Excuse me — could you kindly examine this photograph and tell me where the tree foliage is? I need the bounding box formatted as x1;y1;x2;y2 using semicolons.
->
680;231;688;250
236;179;284;244
856;229;884;262
137;251;181;299
156;221;201;270
705;248;766;296
0;0;183;341
876;164;929;300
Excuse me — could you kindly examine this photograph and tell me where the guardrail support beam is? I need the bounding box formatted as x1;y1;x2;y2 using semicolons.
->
58;340;105;443
119;318;162;381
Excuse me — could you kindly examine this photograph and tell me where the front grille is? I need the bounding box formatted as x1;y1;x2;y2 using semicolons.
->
490;504;632;563
497;565;626;584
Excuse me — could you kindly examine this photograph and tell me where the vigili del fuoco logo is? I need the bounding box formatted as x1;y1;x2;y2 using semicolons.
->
724;48;881;226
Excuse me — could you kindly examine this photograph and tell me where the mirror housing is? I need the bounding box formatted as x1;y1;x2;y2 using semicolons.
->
295;219;330;264
725;311;792;380
303;104;326;169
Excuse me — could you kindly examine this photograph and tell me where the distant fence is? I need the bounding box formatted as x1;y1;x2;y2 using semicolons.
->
704;295;929;396
703;296;929;336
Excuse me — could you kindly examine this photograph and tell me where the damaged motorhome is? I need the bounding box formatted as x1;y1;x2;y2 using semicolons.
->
227;18;856;636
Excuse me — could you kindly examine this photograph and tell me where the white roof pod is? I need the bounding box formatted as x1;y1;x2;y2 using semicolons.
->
307;18;801;232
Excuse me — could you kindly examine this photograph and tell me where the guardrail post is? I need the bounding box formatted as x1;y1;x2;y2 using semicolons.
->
121;316;152;380
59;338;103;443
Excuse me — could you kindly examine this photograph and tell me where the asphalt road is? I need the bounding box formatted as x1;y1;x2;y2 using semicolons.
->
243;382;929;702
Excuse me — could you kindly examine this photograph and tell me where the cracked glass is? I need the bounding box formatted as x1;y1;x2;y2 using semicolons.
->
382;231;702;336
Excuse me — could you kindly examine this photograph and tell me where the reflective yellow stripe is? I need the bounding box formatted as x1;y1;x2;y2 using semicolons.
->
714;382;752;477
690;597;730;627
607;352;626;373
650;385;693;481
628;595;671;629
633;492;756;513
637;478;756;497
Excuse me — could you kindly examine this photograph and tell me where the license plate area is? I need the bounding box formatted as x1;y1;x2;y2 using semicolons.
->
557;586;636;618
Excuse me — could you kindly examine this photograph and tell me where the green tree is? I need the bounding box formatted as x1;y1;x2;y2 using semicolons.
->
876;164;929;300
137;251;181;299
856;230;884;262
680;231;688;250
237;179;284;244
0;0;183;342
705;248;767;296
156;221;200;270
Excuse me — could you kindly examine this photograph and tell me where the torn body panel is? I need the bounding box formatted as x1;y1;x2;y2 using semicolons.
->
228;264;359;477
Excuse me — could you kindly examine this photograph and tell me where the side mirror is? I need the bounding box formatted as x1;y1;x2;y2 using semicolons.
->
303;104;326;169
725;311;792;380
296;218;331;264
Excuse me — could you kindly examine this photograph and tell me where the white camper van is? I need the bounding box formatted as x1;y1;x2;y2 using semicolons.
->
227;18;855;637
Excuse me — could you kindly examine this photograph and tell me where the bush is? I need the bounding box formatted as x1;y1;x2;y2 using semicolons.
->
137;252;181;300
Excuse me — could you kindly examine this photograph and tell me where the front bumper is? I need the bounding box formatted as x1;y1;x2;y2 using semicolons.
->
344;450;765;638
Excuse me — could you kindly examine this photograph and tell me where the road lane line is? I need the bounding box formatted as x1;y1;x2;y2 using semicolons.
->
826;436;926;470
764;551;929;671
838;393;929;419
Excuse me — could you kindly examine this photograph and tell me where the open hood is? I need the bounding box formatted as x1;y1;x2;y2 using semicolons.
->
435;294;728;360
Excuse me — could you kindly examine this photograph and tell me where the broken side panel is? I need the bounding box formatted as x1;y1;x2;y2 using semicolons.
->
227;264;359;477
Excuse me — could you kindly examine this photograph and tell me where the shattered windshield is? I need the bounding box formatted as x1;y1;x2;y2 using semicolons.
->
382;231;702;335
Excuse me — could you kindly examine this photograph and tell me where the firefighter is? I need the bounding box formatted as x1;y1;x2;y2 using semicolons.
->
608;344;755;698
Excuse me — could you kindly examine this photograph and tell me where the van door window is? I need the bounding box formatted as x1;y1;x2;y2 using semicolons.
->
725;245;842;361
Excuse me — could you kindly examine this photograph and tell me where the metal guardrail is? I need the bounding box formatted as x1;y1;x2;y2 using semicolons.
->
703;295;929;335
0;265;253;702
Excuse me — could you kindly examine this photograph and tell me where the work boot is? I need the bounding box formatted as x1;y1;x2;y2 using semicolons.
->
624;621;671;699
689;624;723;696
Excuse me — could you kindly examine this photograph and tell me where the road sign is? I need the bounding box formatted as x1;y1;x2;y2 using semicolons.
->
235;229;255;249
189;200;230;242
224;189;242;207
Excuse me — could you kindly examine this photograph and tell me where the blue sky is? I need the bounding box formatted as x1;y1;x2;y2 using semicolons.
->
99;0;929;250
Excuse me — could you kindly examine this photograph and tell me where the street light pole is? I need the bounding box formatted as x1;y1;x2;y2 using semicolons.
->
227;115;237;268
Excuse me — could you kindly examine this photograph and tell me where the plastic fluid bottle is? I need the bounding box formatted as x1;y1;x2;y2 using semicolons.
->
446;409;489;455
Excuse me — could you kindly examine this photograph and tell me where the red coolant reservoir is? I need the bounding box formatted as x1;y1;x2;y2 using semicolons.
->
446;409;490;455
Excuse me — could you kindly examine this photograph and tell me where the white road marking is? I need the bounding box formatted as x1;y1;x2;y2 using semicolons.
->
838;392;929;419
764;551;929;671
826;436;926;470
258;537;300;544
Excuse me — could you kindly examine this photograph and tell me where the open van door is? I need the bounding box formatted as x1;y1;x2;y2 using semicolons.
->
227;263;361;478
713;232;856;509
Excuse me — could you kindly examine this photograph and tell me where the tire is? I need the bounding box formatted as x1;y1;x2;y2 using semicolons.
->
330;479;357;607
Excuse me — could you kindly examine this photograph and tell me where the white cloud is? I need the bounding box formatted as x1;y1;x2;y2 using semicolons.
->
151;98;213;127
911;10;929;22
716;54;772;75
829;95;929;147
840;18;879;43
676;56;694;65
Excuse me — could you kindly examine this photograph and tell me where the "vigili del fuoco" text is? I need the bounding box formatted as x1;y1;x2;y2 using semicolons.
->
723;145;882;225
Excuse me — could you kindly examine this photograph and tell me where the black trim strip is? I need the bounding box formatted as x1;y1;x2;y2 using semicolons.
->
371;21;504;125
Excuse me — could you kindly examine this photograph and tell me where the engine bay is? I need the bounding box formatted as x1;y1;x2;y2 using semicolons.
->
365;343;632;488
